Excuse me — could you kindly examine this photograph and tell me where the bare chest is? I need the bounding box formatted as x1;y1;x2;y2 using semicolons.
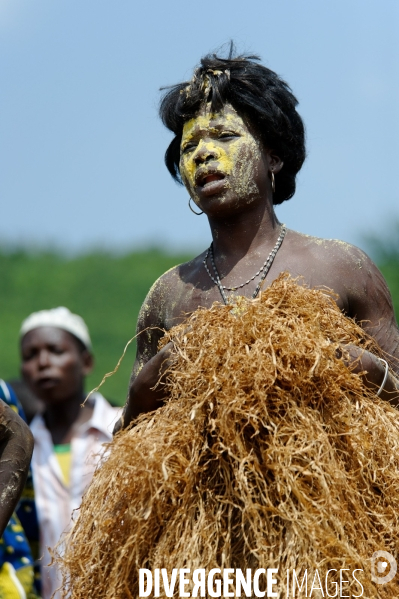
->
163;257;349;331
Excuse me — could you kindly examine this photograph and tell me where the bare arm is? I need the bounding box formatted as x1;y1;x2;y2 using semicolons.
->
115;276;175;432
341;247;399;404
0;399;34;536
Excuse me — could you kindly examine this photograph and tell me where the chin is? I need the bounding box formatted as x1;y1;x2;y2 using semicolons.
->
38;390;66;405
205;194;252;217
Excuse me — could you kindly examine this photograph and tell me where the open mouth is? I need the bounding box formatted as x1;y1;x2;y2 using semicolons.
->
197;172;225;188
37;377;59;388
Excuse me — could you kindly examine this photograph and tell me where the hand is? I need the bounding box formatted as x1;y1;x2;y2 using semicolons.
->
338;344;399;406
337;343;370;375
112;415;123;435
114;342;175;433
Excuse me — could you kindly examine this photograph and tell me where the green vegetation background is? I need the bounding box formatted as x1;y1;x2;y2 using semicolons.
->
1;244;398;406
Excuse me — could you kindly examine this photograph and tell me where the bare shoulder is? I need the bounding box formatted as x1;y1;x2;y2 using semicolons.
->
132;254;206;374
307;234;386;291
285;230;382;290
284;230;398;357
136;253;206;333
288;230;369;265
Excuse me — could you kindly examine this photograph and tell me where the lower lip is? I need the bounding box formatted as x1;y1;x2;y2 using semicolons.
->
197;178;227;197
37;378;58;389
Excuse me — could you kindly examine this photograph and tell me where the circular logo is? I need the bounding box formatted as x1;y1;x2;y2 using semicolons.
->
371;550;397;584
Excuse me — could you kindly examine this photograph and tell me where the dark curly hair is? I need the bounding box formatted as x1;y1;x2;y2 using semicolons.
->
159;46;306;205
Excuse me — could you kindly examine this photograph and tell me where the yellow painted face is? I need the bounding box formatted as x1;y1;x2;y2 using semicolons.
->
179;104;265;208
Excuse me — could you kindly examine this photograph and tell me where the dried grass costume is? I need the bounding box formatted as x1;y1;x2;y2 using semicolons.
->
58;275;399;598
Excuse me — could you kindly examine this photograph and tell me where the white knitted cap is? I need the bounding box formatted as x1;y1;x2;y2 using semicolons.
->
20;307;92;350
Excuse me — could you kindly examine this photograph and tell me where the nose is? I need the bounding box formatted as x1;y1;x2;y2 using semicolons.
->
38;349;51;368
193;140;219;166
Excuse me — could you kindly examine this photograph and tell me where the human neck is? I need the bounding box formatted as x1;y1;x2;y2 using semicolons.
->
207;199;280;263
43;391;92;445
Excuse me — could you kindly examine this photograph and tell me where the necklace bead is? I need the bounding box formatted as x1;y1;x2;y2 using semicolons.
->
203;225;286;304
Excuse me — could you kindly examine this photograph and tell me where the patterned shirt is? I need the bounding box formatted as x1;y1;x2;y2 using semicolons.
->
30;393;119;599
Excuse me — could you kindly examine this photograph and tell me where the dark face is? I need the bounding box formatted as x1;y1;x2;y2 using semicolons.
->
179;103;277;216
21;327;93;404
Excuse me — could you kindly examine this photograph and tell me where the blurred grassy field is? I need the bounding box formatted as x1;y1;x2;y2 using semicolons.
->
0;247;398;406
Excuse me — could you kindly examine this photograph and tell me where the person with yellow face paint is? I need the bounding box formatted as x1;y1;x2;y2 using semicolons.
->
116;46;399;431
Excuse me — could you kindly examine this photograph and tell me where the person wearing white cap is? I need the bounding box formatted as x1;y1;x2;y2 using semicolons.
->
20;307;119;599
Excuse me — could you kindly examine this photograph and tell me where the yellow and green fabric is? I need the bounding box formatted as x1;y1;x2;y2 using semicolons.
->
0;515;38;599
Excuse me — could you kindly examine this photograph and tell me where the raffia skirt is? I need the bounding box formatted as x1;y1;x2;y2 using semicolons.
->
57;275;399;598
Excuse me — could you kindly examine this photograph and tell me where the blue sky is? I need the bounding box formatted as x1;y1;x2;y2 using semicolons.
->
1;0;398;254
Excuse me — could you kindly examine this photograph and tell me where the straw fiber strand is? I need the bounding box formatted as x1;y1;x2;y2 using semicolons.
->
58;274;399;598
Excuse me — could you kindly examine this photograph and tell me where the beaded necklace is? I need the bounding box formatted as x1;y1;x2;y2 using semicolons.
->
203;225;287;305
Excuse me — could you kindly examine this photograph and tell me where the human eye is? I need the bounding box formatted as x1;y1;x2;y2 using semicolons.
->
22;350;35;362
181;142;197;155
218;130;239;140
50;345;65;355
